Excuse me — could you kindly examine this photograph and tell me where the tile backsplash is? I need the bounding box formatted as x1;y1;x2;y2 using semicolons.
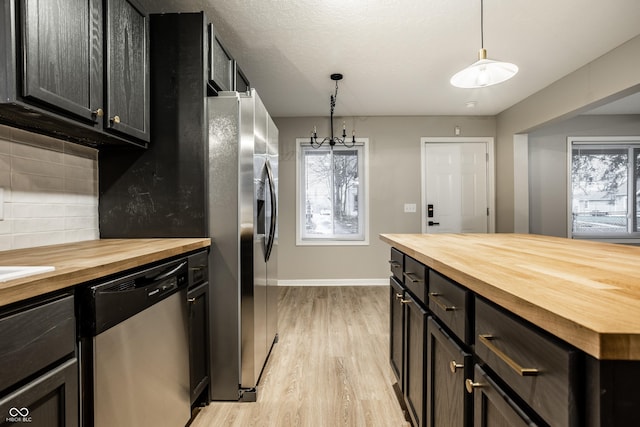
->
0;124;99;251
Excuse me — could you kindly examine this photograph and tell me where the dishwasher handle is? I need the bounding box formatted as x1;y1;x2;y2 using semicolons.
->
152;261;187;282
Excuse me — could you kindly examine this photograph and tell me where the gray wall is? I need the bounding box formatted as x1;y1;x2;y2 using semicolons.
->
273;116;496;281
528;115;640;237
497;34;640;232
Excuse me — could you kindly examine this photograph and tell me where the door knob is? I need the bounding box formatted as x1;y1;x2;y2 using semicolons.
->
428;221;440;226
465;379;484;393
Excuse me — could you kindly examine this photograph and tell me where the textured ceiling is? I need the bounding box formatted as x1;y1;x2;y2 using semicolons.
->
141;0;640;118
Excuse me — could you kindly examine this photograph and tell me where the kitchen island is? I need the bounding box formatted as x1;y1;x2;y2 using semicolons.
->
382;233;640;427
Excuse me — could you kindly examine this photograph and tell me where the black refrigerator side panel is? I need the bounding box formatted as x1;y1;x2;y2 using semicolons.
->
99;13;208;237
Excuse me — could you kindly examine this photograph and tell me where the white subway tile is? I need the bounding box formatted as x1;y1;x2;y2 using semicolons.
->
12;231;66;249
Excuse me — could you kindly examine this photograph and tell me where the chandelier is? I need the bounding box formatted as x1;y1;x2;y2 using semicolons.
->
309;73;356;148
450;0;518;88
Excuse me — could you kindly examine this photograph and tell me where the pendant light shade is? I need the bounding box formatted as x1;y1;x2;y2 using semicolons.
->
450;0;518;89
450;48;518;88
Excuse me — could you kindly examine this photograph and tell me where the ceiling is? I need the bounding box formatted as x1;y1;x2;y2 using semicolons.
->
142;0;640;118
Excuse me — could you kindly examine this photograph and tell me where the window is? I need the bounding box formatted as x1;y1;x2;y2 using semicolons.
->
296;139;368;245
569;137;640;240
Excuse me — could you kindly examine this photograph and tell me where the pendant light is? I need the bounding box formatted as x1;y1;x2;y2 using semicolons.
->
450;0;518;88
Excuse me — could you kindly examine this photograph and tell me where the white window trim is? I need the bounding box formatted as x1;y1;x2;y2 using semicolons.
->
567;136;640;243
295;137;370;246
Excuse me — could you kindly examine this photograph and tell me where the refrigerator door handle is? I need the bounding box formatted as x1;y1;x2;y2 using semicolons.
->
264;160;277;262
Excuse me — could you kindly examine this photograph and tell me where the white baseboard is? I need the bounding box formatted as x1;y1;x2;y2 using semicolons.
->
278;278;388;287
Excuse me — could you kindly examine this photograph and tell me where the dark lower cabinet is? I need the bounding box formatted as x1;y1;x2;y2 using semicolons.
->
403;292;428;427
188;281;210;406
0;358;78;427
0;293;78;427
390;277;404;385
470;365;539;427
426;317;472;427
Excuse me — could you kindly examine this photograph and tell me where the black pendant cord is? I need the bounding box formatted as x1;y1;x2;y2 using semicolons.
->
310;74;356;149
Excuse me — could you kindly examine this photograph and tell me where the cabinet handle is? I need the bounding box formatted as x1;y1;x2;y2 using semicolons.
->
388;260;400;267
400;299;412;305
429;292;456;311
478;334;539;377
403;272;422;283
110;115;121;124
450;360;464;373
187;297;197;303
395;293;403;300
92;108;104;117
465;379;484;394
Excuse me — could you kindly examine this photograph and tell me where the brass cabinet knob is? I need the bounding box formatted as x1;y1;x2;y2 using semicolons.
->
187;297;196;303
450;360;464;373
111;115;121;124
400;299;411;305
92;108;104;117
395;293;403;300
465;378;483;394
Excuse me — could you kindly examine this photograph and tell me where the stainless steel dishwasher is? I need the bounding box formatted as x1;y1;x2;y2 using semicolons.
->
77;257;190;427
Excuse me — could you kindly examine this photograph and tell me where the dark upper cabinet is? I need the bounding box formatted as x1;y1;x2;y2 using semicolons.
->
105;0;149;142
208;23;233;94
0;0;148;147
22;0;102;123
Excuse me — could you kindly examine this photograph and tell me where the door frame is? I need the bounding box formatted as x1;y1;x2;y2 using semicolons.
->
420;137;496;234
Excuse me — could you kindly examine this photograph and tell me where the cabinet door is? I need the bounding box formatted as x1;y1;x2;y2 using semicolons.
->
390;277;404;386
188;282;210;405
403;293;428;427
0;358;78;427
21;0;102;122
427;317;472;427
469;365;539;427
105;0;149;142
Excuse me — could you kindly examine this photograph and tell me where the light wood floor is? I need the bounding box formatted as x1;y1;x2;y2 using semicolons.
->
190;286;410;427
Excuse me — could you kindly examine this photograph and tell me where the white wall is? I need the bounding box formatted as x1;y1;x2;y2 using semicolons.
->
0;124;99;250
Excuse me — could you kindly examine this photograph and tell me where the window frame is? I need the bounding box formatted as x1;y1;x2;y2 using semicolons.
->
296;138;369;246
567;136;640;242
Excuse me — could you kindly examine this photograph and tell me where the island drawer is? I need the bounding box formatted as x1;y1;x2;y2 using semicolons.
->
403;256;427;305
475;297;579;427
0;294;75;393
389;248;404;282
428;270;471;344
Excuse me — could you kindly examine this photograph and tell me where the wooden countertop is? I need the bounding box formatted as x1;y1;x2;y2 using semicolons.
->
0;238;210;308
380;233;640;361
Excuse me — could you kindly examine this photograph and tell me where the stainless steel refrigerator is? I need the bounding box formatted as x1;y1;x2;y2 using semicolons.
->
98;13;278;402
208;90;279;401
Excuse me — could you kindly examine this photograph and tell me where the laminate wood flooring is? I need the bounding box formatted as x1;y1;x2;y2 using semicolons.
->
190;286;410;427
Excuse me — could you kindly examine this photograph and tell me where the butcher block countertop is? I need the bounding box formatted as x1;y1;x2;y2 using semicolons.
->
0;238;210;308
381;233;640;361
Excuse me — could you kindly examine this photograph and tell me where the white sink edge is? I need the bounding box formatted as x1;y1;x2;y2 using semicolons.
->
0;266;56;282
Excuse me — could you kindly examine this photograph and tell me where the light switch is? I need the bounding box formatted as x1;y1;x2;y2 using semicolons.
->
404;203;416;213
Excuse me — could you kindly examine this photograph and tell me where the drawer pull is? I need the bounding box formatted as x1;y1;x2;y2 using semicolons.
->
478;334;540;377
400;299;412;305
429;292;456;311
388;260;401;267
450;360;464;373
395;293;403;300
403;272;422;283
465;379;484;393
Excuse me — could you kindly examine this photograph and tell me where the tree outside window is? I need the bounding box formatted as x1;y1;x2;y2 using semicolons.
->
570;138;640;238
297;140;368;244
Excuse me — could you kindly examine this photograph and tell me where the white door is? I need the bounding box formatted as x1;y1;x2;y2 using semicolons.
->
421;138;494;234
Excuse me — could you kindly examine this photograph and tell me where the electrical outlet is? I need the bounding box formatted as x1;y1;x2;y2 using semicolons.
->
404;203;416;213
